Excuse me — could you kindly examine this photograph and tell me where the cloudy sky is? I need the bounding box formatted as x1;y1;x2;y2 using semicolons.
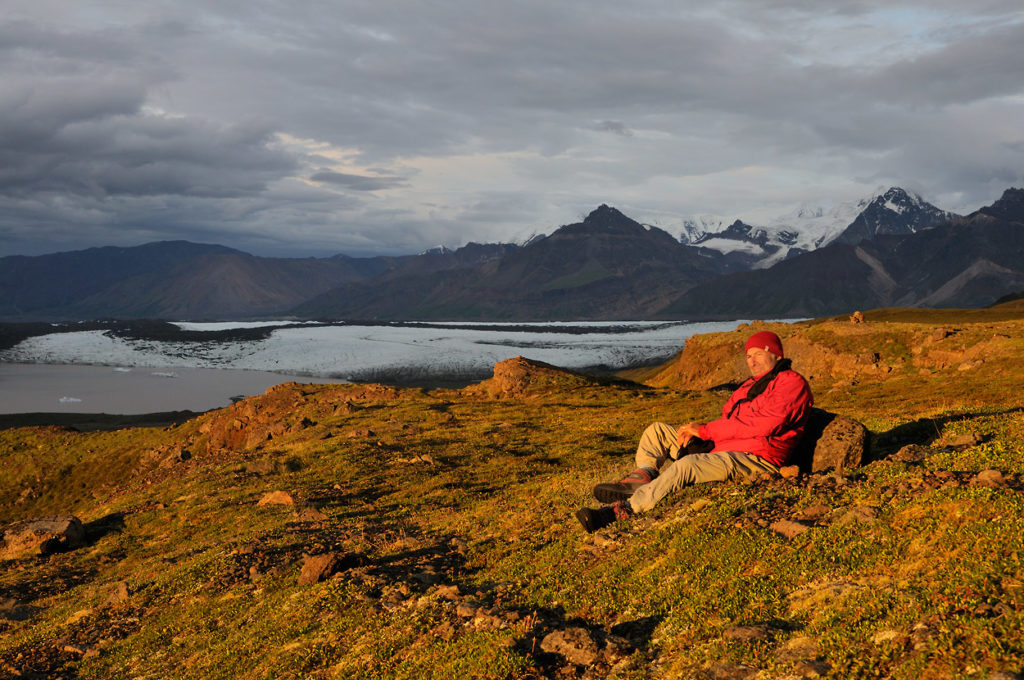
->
2;1;1023;258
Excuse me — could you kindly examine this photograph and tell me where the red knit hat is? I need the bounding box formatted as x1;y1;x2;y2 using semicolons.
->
745;331;784;358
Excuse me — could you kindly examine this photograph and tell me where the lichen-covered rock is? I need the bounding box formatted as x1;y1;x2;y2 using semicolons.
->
793;408;869;472
540;626;600;666
1;515;85;560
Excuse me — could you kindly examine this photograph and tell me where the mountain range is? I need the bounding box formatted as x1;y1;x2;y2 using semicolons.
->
1;187;1021;322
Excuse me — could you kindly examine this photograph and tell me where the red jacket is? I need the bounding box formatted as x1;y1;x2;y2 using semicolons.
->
697;368;813;467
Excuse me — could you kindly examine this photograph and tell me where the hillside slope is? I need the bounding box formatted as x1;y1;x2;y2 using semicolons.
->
3;311;1024;678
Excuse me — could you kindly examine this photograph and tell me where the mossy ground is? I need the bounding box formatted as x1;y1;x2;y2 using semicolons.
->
2;309;1024;679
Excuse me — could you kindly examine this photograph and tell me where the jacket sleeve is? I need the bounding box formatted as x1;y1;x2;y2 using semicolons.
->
698;371;812;443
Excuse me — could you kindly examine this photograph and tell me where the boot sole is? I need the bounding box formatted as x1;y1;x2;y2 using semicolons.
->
592;483;634;504
576;507;601;533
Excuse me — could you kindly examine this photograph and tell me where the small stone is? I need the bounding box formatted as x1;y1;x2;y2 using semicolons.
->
540;627;600;666
795;504;832;522
973;469;1006;489
779;465;801;480
257;490;296;507
892;445;928;463
105;581;131;606
298;553;340;586
434;584;461;600
946;432;983;448
770;519;810;539
455;603;479;618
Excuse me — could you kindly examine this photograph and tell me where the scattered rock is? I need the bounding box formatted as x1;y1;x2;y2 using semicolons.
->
972;469;1007;489
455;602;479;618
795;504;832;522
257;490;297;507
540;627;600;666
723;624;774;642
298;553;340;586
1;515;86;560
892;445;929;463
945;432;984;448
105;581;131;606
850;311;865;324
989;672;1024;680
770;520;811;539
779;465;801;480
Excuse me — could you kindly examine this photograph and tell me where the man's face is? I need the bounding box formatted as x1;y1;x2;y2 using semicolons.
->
746;347;780;377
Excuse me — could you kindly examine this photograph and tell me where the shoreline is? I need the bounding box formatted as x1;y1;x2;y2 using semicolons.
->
0;410;204;432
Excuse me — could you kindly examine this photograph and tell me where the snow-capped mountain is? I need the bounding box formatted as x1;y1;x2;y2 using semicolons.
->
676;187;958;269
832;187;960;244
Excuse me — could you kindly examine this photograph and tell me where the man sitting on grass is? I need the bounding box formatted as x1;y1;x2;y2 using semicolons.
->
577;330;813;533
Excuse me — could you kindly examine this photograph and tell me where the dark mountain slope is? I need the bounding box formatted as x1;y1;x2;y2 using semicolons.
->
64;252;376;320
294;205;721;320
0;241;238;318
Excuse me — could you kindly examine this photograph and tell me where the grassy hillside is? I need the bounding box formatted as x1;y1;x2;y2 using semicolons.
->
3;309;1024;679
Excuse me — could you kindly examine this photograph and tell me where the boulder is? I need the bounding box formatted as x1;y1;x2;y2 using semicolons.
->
1;515;85;560
793;408;869;473
540;627;600;666
298;553;341;586
466;356;605;399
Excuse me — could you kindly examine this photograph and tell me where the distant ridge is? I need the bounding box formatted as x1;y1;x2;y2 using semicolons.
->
1;187;1018;322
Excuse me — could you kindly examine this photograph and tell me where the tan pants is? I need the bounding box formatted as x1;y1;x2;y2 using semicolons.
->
628;422;779;513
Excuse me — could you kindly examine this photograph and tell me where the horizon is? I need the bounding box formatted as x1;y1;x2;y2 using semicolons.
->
2;184;1010;261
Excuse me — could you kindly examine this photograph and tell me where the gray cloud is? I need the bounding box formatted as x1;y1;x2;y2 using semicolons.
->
309;170;406;191
1;1;1023;257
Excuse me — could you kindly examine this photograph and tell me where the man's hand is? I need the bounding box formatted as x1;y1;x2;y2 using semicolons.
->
675;422;703;449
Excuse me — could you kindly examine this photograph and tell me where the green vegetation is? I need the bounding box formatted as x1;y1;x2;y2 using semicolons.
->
3;310;1024;678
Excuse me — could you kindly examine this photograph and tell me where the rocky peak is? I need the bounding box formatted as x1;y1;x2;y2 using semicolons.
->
975;187;1024;223
833;187;958;245
574;204;647;234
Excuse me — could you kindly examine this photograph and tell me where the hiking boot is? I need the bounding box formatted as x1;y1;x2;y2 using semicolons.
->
593;468;654;503
576;501;633;533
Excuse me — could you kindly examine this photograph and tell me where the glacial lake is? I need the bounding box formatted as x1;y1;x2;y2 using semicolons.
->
0;319;773;414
